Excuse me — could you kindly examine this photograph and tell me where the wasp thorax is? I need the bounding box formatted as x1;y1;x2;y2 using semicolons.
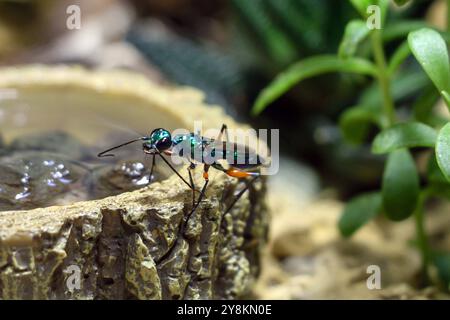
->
149;128;172;151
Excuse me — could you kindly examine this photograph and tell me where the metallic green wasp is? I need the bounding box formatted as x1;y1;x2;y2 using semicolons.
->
98;124;263;222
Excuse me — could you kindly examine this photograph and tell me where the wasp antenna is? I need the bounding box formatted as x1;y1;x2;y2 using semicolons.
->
97;137;146;158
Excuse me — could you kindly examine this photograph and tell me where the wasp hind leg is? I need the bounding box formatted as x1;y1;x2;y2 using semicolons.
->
216;123;229;142
211;163;260;214
225;175;260;214
224;170;260;215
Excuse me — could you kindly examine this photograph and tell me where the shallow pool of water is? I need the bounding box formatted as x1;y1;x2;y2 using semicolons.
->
0;86;178;211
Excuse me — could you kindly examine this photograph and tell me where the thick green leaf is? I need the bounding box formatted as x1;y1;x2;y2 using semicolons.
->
382;149;420;221
436;123;450;182
372;122;437;154
339;192;382;237
434;253;450;291
338;20;371;59
251;55;377;115
339;105;381;144
408;28;450;94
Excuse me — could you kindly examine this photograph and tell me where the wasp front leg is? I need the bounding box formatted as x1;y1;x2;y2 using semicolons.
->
144;148;194;191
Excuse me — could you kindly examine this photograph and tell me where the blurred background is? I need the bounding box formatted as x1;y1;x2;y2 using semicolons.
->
1;0;450;299
0;0;438;195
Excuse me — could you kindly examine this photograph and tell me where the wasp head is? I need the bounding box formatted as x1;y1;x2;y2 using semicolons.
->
144;128;172;152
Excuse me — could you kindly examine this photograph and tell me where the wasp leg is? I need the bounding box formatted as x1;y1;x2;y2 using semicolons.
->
183;164;210;229
187;162;196;207
194;164;210;211
212;162;259;179
211;163;260;214
143;150;157;183
145;148;194;191
217;123;229;142
149;152;156;182
224;175;260;215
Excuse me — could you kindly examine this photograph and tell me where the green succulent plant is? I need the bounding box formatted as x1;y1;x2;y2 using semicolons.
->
252;0;450;290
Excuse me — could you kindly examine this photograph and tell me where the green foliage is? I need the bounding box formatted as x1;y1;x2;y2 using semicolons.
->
338;20;371;59
358;67;429;110
231;0;354;73
413;86;440;125
339;105;382;144
383;20;430;42
408;29;450;103
349;0;373;16
349;0;388;20
252;55;377;115
387;41;411;75
442;90;450;108
339;192;381;237
372;122;437;154
427;154;448;185
231;0;298;66
266;0;324;51
436;123;450;182
393;0;411;6
382;149;420;221
252;0;450;289
434;253;450;290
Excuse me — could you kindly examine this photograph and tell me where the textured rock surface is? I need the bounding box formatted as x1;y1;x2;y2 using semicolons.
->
0;171;268;299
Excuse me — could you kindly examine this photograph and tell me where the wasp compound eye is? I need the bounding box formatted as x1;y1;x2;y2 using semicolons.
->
150;128;172;151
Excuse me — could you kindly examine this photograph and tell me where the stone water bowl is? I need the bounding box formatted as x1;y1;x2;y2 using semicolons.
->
0;66;268;299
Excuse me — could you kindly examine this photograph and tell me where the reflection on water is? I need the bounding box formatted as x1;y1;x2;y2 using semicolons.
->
0;151;85;210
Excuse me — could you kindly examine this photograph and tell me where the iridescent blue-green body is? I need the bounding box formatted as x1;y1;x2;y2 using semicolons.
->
170;133;263;169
